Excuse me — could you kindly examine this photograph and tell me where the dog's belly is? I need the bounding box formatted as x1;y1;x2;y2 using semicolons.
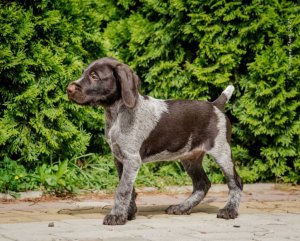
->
142;137;206;163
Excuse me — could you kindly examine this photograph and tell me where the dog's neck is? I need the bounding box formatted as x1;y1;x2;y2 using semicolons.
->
104;94;144;124
104;99;123;122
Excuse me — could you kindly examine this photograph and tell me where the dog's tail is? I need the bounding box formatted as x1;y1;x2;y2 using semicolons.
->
213;85;234;111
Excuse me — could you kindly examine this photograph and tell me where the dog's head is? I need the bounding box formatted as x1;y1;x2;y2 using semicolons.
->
67;57;140;108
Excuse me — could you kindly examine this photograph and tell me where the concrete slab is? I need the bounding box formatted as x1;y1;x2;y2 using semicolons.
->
0;213;299;241
0;184;299;241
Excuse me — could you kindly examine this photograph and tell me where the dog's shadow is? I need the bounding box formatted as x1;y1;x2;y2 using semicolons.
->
136;204;219;216
58;204;218;216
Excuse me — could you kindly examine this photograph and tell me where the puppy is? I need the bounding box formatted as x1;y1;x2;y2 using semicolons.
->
67;57;243;225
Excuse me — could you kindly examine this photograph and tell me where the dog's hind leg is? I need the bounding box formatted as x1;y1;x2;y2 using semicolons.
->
208;147;243;219
207;108;243;219
166;152;211;215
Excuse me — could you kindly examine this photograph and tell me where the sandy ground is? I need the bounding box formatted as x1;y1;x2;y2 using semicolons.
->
0;184;299;241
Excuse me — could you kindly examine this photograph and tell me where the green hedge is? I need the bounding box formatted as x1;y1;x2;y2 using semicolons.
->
103;0;300;183
0;0;299;189
0;1;108;165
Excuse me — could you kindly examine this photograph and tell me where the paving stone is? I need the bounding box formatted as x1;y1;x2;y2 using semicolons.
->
0;184;299;241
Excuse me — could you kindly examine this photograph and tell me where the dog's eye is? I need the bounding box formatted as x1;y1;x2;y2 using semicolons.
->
90;72;98;81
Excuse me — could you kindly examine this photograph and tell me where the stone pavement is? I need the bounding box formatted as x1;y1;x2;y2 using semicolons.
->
0;184;299;241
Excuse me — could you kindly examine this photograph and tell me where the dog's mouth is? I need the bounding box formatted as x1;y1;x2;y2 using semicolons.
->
68;95;88;105
67;93;97;106
67;90;106;107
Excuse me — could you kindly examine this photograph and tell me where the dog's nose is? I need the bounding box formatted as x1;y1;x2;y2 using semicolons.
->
67;84;76;95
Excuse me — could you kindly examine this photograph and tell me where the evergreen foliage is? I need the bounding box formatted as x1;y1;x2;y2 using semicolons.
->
0;0;299;192
0;0;108;165
102;0;300;183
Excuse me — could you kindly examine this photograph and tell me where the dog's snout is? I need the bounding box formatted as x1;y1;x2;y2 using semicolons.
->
67;84;76;95
67;83;81;95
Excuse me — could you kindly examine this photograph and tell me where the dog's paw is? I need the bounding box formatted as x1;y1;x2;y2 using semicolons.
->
165;204;192;215
217;208;238;219
103;214;127;225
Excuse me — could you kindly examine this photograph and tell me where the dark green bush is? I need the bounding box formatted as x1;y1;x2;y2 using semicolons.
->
103;0;300;183
0;0;108;166
0;0;299;194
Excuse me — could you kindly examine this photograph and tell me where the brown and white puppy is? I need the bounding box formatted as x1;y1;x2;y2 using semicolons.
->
67;57;243;225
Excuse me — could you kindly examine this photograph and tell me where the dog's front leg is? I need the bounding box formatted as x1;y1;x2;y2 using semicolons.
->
113;158;138;220
103;158;140;225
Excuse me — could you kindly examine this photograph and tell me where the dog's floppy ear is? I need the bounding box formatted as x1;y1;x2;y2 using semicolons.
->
114;64;140;109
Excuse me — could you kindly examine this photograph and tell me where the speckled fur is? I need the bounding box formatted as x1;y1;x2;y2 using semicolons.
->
67;58;242;225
